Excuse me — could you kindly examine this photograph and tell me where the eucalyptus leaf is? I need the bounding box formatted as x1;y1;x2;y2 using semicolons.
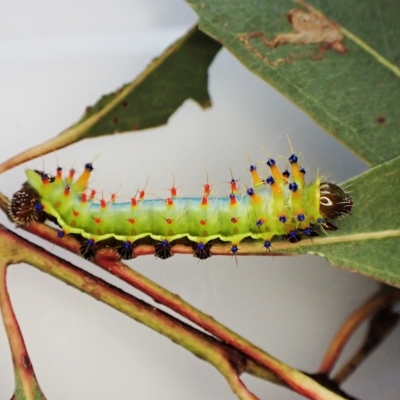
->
186;0;400;166
72;25;221;139
284;155;400;287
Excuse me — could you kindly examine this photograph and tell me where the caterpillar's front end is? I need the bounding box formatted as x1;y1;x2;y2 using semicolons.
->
318;182;353;230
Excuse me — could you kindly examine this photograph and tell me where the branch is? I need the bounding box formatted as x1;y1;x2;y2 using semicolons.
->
0;225;265;399
319;285;400;377
0;261;46;399
333;305;399;383
0;196;348;399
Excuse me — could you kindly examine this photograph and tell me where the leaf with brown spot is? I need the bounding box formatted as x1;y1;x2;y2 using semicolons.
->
186;0;400;166
241;5;346;56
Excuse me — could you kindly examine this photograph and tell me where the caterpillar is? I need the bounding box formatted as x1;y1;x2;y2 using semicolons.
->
9;153;353;260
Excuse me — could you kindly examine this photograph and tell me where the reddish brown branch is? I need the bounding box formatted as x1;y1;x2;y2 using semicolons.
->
0;225;261;399
18;224;345;398
0;262;46;399
0;197;348;398
333;306;399;383
319;286;400;376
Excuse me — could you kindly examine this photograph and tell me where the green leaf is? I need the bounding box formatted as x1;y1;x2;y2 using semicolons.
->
0;25;222;173
283;155;400;287
71;25;221;139
186;0;400;166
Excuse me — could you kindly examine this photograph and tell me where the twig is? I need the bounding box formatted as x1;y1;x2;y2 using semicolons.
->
2;217;348;399
319;286;400;376
0;262;46;399
0;225;259;400
333;306;399;383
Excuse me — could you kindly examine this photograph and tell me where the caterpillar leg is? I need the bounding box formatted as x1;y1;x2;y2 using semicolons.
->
193;242;212;260
116;241;135;260
303;227;319;238
79;239;97;260
320;220;338;231
287;230;301;243
155;239;173;260
263;240;272;252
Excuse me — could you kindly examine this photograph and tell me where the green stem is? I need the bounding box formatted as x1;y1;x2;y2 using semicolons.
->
0;262;46;400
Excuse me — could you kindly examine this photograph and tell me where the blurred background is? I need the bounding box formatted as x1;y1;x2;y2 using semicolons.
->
0;1;398;399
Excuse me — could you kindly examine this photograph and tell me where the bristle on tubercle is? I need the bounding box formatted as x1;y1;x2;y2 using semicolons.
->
13;151;353;262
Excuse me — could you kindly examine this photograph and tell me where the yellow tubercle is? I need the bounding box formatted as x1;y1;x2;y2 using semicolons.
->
250;168;263;187
269;164;285;186
291;162;303;187
73;165;93;191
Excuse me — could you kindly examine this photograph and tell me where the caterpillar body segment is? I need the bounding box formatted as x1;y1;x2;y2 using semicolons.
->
10;153;353;261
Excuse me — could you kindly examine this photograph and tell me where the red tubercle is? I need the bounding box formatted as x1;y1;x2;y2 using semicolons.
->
139;190;145;200
127;218;136;224
64;186;70;196
89;189;96;200
166;198;174;206
201;196;208;206
81;192;87;203
68;169;75;182
131;197;138;207
100;199;107;208
163;217;173;225
203;183;211;196
111;193;117;203
56;168;63;181
72;209;79;217
93;217;101;224
170;186;177;198
200;219;207;225
230;179;239;194
231;217;239;224
229;193;237;206
41;175;50;185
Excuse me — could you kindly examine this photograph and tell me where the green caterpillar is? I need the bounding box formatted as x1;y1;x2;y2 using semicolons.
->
10;153;353;260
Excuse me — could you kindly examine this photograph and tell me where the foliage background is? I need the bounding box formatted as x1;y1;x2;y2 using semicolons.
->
0;0;398;399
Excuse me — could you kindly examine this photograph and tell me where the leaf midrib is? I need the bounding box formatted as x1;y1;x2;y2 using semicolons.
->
296;229;400;247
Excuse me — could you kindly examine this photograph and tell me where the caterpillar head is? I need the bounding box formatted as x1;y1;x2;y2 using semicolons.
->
319;182;353;219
